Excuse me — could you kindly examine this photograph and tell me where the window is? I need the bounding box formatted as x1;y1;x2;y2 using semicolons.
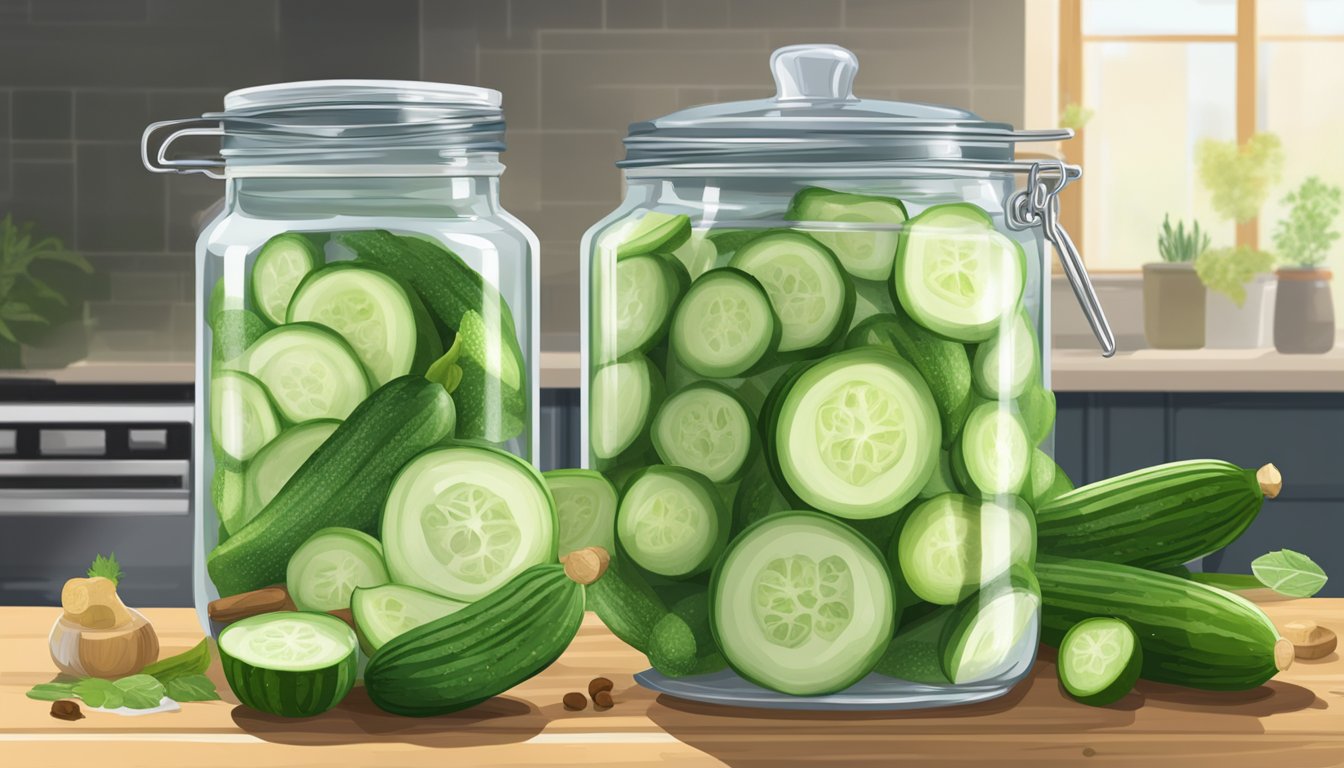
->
1060;0;1344;285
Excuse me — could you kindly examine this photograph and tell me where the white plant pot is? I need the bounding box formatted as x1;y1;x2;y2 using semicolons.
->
1204;275;1276;349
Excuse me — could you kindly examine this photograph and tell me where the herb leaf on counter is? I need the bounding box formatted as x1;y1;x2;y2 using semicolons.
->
113;674;166;709
73;678;123;709
165;674;220;702
141;638;211;683
1252;549;1328;598
26;682;77;701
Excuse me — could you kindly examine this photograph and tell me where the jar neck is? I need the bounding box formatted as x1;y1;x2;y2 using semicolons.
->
228;173;503;219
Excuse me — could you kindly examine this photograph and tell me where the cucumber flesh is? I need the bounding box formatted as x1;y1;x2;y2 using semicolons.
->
671;268;779;379
285;527;390;612
972;310;1038;399
787;188;908;281
605;211;692;260
959;401;1030;496
243;420;339;526
218;611;357;717
941;574;1040;684
252;233;321;326
382;445;556;602
727;232;853;354
211;371;281;465
1058;617;1142;706
543;469;618;558
652;382;755;484
352;584;468;655
243;324;371;423
671;232;719;280
595;253;683;362
590;356;660;462
895;494;1036;605
617;466;728;579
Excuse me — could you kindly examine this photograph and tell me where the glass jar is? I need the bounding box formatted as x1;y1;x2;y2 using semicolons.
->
580;46;1113;709
143;81;539;635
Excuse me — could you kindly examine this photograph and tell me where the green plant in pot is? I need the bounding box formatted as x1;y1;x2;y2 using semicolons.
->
1271;176;1340;354
1143;216;1209;349
0;215;94;369
1196;246;1276;348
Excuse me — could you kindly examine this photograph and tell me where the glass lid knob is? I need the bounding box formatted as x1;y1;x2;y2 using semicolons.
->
771;44;859;102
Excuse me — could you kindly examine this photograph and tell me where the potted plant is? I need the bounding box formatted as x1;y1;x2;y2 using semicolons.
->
1144;215;1209;349
1272;177;1340;354
0;214;94;369
1195;246;1276;348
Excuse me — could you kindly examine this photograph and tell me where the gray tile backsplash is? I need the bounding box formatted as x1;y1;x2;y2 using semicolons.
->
1;0;1030;363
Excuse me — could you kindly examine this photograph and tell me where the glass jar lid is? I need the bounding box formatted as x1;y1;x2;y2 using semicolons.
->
619;45;1069;168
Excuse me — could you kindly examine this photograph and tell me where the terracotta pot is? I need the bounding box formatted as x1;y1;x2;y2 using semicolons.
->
1143;262;1205;349
1205;273;1276;349
1274;268;1336;354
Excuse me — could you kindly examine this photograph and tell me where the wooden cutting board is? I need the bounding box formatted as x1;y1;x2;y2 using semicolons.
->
2;601;1342;767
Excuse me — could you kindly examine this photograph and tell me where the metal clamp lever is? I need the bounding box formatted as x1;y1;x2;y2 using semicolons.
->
141;118;225;179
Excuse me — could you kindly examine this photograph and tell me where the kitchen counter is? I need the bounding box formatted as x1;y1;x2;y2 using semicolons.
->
2;602;1342;767
1051;346;1344;393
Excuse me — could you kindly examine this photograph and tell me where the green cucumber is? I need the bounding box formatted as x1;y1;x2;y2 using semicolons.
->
894;203;1026;342
730;456;789;535
671;267;780;379
1036;460;1277;571
918;449;958;500
594;252;687;362
617;466;729;579
872;607;953;684
352;584;468;655
286;527;390;612
590;354;665;468
211;309;269;366
849;277;894;329
957;401;1030;496
972;310;1039;400
218;612;357;718
894;493;1036;605
544;469;619;558
1017;385;1056;446
213;465;247;535
207;276;241;328
364;563;591;716
210;370;281;466
383;444;556;602
1058;617;1142;706
671;231;719;280
786;187;908;281
1036;557;1292;691
652;381;756;484
940;568;1040;684
648;591;726;678
604;211;692;260
241;420;341;528
252;233;322;326
454;308;527;443
243;323;371;423
586;550;667;652
1187;572;1264;591
1021;448;1073;509
207;376;456;596
727;232;855;355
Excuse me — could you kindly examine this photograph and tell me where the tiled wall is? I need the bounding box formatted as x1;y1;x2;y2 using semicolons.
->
0;0;1027;362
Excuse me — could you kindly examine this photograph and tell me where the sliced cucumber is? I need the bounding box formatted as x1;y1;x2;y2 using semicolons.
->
211;370;281;466
605;211;692;260
287;263;441;386
543;469;618;558
728;232;854;354
1017;385;1057;447
351;584;468;655
243;323;371;423
617;466;728;579
242;420;339;527
670;267;780;379
590;355;664;466
786;187;908;281
252;233;322;326
286;527;390;612
972;310;1039;399
958;401;1030;495
212;309;269;366
594;253;685;362
652;382;756;484
213;464;247;535
382;445;556;602
1021;448;1073;509
941;570;1040;684
711;510;894;696
768;347;940;519
850;277;893;329
894;493;1036;605
1058;617;1142;706
218;611;357;717
671;231;719;280
894;203;1026;342
918;449;958;500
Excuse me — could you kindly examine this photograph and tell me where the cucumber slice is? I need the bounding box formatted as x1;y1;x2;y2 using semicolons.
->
894;203;1026;342
595;253;685;362
218;611;357;717
252;233;322;326
351;584;468;655
242;420;340;527
286;527;390;612
786;187;908;281
671;231;719;280
918;449;958;500
243;324;371;423
213;464;246;535
1058;617;1142;706
769;347;940;519
849;277;893;329
941;572;1040;684
1017;385;1057;446
605;211;692;260
590;355;664;465
972;310;1039;399
711;510;894;695
287;263;441;386
543;469;618;558
211;370;281;466
1021;447;1073;509
617;466;729;579
382;445;556;602
895;494;1036;605
652;382;756;484
670;267;780;379
959;401;1030;495
728;232;854;354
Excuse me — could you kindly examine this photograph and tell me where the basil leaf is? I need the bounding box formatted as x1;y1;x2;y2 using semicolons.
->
27;682;78;701
165;674;220;702
1252;549;1329;598
74;678;123;709
113;674;166;709
141;639;211;683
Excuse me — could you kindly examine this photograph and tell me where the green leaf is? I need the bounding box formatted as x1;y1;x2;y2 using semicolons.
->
0;317;17;343
113;674;166;709
165;674;220;702
27;682;78;701
1251;549;1329;598
87;553;123;584
73;678;123;709
141;639;211;683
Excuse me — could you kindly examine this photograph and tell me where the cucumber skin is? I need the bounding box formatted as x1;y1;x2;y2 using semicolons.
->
648;591;727;678
1036;460;1265;571
211;309;269;365
586;552;668;652
1036;557;1284;691
207;376;455;597
365;564;584;716
872;607;953;684
1017;386;1056;447
1058;618;1143;707
219;614;357;718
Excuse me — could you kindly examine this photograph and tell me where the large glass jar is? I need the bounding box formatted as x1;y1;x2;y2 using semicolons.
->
580;46;1113;709
143;81;539;635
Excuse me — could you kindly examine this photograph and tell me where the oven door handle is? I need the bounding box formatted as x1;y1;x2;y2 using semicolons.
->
0;489;190;515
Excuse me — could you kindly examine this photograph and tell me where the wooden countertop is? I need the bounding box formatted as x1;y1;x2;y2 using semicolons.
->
2;602;1342;767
